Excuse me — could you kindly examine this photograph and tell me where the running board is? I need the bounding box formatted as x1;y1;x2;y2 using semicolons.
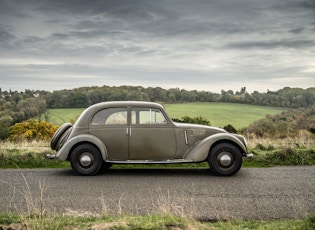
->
107;159;194;164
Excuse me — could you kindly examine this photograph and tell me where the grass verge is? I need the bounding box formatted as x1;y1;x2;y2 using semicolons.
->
1;147;314;169
0;149;69;169
1;138;314;169
0;212;314;230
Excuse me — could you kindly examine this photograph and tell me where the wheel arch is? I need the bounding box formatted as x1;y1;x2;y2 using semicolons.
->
183;133;247;162
209;139;246;157
50;123;72;150
56;134;108;161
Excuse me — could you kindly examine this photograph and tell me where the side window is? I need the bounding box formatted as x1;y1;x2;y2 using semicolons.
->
132;108;167;125
92;108;127;125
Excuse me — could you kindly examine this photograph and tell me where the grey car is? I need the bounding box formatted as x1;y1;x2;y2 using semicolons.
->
49;101;252;176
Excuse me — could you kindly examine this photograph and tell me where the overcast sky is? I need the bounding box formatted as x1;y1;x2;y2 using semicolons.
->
0;0;314;93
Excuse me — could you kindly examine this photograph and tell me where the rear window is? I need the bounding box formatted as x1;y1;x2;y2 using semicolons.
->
91;108;127;125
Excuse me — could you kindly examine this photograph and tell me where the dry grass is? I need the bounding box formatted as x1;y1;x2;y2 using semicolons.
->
0;140;50;154
247;131;315;150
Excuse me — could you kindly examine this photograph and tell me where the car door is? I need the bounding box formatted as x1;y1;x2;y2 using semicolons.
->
89;107;129;160
128;107;177;160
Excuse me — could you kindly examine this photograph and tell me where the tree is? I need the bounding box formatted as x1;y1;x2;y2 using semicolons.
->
0;115;13;139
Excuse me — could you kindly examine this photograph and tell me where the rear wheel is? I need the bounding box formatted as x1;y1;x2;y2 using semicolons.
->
70;144;102;176
208;143;242;176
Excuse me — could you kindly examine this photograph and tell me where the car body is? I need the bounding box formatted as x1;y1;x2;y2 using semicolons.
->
48;101;253;176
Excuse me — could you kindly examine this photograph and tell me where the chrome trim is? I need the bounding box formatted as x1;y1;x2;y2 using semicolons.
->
46;154;56;159
107;159;194;164
184;130;188;145
219;154;232;166
80;155;92;167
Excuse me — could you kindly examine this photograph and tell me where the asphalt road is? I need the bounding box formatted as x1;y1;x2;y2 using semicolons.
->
0;166;314;220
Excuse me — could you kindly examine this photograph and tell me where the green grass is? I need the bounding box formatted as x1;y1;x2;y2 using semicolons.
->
0;213;314;230
46;103;286;128
45;108;84;125
0;149;70;169
164;102;286;129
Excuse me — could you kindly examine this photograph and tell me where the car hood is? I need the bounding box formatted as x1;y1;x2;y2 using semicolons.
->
174;122;227;133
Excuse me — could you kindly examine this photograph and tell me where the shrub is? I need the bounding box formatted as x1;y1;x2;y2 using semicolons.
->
223;124;238;133
9;119;59;142
172;116;211;125
266;148;315;165
255;143;275;151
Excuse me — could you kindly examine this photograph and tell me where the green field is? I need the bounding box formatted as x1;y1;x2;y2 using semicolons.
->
164;103;286;128
47;103;286;129
46;108;85;125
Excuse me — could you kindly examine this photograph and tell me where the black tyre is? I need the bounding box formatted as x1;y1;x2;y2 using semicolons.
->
50;123;72;150
208;143;242;176
101;162;113;170
70;144;103;176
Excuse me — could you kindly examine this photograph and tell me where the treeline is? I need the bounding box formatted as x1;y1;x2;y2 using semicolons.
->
1;86;314;110
43;85;314;108
1;86;314;139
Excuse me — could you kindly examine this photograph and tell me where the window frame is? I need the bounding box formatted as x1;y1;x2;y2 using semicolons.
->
131;107;168;125
91;107;128;126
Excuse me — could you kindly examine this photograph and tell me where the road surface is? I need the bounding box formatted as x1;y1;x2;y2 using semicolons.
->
0;166;314;220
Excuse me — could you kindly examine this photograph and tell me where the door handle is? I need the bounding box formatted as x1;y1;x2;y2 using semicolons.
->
126;127;132;136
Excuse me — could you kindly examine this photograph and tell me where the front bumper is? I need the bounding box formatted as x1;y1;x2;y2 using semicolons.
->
46;154;56;159
245;153;254;158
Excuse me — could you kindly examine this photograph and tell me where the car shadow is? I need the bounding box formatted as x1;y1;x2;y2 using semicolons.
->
53;167;247;178
100;167;214;177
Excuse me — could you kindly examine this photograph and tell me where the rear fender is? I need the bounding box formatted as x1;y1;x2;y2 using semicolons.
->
56;134;108;161
183;133;247;162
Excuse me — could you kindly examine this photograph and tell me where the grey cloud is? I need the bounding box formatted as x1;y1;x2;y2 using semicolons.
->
35;0;167;21
0;0;314;93
288;0;315;10
0;27;16;44
289;28;305;34
225;39;315;50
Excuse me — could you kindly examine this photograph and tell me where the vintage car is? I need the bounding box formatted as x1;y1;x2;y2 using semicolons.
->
48;101;253;176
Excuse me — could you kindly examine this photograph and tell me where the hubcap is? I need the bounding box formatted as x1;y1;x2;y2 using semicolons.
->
80;154;92;167
218;153;232;167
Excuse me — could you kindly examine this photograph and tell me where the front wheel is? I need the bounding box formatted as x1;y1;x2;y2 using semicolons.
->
70;144;102;176
208;143;242;176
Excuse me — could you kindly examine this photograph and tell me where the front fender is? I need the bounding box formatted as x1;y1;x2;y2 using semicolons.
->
183;133;247;162
56;134;108;161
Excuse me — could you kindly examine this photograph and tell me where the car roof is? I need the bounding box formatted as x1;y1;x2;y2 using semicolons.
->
88;101;164;110
75;101;166;126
